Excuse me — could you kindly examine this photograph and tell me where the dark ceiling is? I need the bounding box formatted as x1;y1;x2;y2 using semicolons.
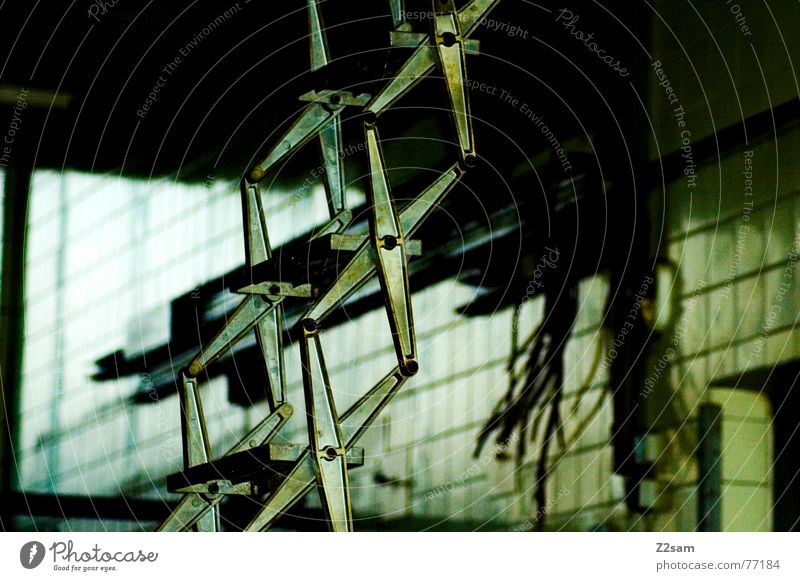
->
0;0;651;187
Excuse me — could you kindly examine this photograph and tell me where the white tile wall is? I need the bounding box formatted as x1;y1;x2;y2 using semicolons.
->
13;0;800;532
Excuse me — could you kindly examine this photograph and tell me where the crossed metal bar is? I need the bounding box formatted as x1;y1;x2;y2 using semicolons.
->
159;0;499;532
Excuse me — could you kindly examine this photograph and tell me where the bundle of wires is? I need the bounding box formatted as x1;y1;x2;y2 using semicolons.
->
475;285;606;528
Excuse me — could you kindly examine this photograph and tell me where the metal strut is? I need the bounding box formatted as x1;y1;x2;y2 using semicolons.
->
366;0;501;165
300;322;352;530
158;401;293;532
241;179;286;410
365;122;417;375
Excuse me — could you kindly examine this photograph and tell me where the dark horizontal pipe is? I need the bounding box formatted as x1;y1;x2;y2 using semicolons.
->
655;97;800;185
8;492;176;523
8;491;340;531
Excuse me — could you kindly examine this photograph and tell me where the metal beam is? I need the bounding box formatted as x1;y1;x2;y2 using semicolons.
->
697;403;723;532
0;162;32;531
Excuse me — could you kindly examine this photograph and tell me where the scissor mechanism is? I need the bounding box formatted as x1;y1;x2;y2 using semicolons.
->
159;0;501;532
